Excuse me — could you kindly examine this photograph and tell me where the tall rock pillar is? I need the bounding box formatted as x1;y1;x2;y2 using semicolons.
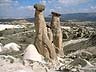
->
34;4;57;61
51;12;64;56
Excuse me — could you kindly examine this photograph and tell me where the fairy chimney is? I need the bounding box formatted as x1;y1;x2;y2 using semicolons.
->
51;12;64;56
34;4;57;61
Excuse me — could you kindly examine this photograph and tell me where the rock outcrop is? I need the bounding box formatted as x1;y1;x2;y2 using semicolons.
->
51;12;64;56
34;4;57;61
0;43;3;52
47;28;53;43
3;42;20;52
0;42;21;54
23;44;45;65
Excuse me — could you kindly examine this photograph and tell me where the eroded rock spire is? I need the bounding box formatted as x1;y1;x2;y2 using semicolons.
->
34;4;57;61
51;12;64;56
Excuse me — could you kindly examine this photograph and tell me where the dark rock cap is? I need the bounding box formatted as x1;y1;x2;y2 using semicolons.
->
34;4;45;12
51;12;61;16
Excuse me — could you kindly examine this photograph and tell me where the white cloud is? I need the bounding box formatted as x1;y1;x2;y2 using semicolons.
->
0;0;12;3
40;0;46;5
19;5;34;11
26;6;34;10
0;0;34;18
55;6;62;13
50;9;55;12
49;6;62;13
0;0;95;18
0;0;19;6
0;0;19;14
58;0;89;5
90;6;96;9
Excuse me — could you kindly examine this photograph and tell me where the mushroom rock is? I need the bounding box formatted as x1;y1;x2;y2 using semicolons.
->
51;12;62;49
34;4;57;60
34;4;45;12
51;12;64;56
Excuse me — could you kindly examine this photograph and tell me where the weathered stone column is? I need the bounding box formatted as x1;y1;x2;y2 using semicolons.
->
51;12;64;56
34;4;57;61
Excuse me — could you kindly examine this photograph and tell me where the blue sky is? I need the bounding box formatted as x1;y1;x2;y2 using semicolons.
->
0;0;96;18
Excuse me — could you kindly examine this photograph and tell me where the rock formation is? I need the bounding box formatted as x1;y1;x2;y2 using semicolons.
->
51;12;64;56
34;4;57;61
23;44;46;65
47;28;53;42
0;43;3;52
3;42;20;52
